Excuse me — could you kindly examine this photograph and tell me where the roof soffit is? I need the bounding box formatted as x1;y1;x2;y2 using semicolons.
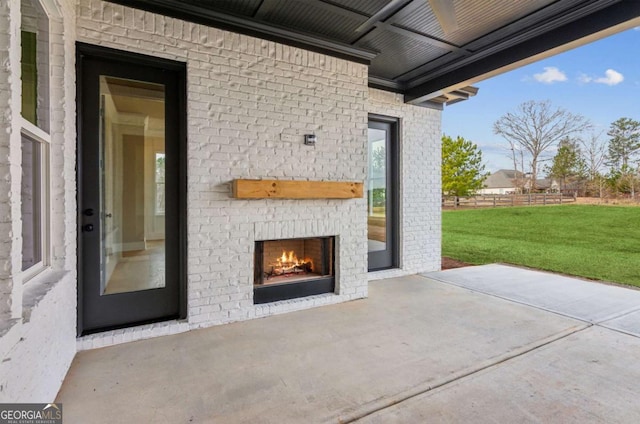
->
107;0;640;106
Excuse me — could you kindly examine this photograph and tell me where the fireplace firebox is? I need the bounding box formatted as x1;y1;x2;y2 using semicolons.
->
254;237;335;304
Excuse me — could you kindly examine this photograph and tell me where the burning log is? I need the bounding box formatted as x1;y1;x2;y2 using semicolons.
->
265;250;314;279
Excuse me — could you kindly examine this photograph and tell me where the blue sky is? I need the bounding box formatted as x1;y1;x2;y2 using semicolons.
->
441;27;640;173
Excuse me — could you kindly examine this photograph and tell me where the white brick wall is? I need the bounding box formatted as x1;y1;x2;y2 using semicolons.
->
74;2;444;348
0;271;76;402
0;0;22;322
76;0;369;346
0;0;77;402
1;0;444;400
367;88;442;280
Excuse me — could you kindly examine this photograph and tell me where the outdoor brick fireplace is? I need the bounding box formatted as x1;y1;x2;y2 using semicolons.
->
254;237;335;304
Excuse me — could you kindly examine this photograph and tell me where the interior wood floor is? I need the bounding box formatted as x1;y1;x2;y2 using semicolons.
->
104;240;165;295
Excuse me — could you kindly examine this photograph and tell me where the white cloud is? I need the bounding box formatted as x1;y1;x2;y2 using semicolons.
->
533;67;567;84
594;69;624;85
578;73;592;84
577;69;624;86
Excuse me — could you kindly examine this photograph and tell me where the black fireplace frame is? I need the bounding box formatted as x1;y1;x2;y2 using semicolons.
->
254;236;335;304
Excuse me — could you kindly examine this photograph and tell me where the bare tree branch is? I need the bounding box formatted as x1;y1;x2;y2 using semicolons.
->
494;100;591;190
579;130;607;179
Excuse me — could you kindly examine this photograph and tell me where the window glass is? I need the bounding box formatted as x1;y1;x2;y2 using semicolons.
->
21;30;38;125
21;135;42;271
20;0;51;278
367;128;387;253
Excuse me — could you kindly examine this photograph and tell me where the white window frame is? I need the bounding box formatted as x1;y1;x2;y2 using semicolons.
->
19;0;54;282
20;118;51;282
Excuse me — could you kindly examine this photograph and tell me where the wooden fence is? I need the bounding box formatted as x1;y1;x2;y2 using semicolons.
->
442;193;576;208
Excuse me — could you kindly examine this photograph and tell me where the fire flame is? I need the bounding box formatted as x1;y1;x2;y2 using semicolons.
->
280;250;297;264
275;250;314;273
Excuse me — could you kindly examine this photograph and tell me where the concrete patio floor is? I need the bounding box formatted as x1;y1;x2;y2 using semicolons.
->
56;265;640;423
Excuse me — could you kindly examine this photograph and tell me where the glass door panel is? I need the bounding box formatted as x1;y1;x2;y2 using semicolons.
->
78;44;185;335
367;128;387;253
367;119;397;271
99;76;167;295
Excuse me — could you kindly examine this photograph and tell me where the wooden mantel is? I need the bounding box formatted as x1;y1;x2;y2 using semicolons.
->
232;179;363;199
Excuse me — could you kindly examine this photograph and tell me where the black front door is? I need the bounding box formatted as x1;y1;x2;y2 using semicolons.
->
367;117;399;271
77;44;186;335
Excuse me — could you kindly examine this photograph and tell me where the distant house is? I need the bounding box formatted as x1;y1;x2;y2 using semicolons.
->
533;178;560;193
479;170;560;194
479;170;524;194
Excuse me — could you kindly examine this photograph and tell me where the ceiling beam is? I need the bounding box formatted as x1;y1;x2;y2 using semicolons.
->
354;0;413;33
352;0;466;54
253;0;280;20
444;90;469;101
377;22;464;53
405;1;640;104
295;0;368;22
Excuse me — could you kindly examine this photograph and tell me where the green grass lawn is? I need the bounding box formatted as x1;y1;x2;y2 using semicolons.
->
442;205;640;287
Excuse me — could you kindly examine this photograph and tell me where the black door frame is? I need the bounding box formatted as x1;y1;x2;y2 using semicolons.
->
76;43;187;335
367;114;400;271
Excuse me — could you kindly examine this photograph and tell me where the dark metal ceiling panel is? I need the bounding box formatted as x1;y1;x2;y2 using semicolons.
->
327;0;394;16
395;0;555;47
405;0;640;104
448;0;556;46
257;0;366;43
108;0;377;63
392;0;601;84
183;0;261;17
392;1;444;41
462;0;596;51
361;28;449;80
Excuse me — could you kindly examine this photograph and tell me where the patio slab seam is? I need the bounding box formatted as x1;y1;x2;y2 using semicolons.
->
598;307;640;339
420;273;640;329
597;324;640;339
331;323;589;424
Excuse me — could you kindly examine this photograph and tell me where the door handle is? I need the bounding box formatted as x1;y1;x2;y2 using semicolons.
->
83;224;94;232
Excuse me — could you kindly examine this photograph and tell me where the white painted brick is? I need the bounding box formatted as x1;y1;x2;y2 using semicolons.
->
368;88;442;278
5;4;440;404
0;0;77;402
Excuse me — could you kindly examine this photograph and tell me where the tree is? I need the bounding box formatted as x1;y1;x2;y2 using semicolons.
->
546;138;583;191
606;118;640;198
580;131;606;179
370;146;386;206
606;166;639;198
579;131;607;197
506;140;526;193
606;117;640;170
371;146;385;174
493;100;591;190
442;135;488;196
